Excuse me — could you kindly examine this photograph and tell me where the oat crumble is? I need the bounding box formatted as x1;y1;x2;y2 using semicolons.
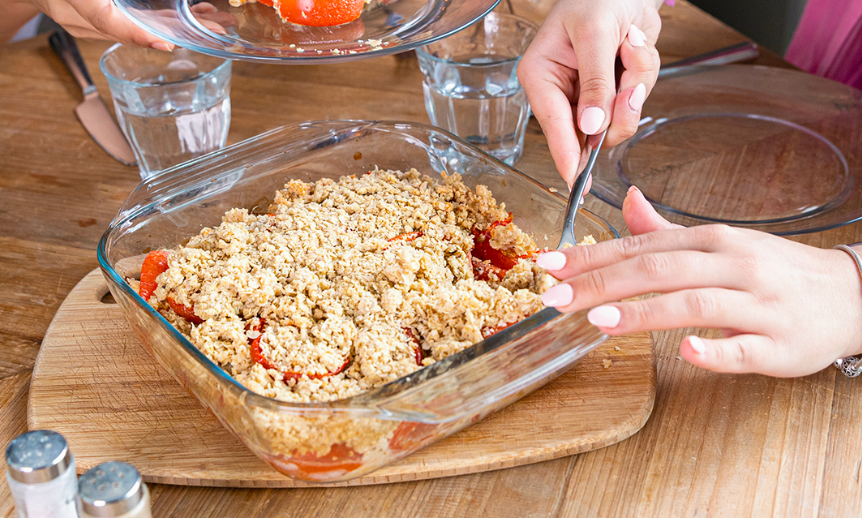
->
141;169;568;404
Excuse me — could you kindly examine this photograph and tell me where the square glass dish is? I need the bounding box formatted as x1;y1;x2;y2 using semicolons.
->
98;120;619;483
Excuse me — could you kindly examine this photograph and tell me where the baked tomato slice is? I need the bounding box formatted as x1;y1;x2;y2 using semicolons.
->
268;443;364;482
139;250;170;302
257;0;364;27
249;318;350;383
389;422;438;453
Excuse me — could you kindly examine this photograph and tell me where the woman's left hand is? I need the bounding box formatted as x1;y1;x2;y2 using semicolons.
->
536;186;862;377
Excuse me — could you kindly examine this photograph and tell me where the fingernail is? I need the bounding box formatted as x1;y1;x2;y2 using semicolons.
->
628;25;645;47
579;196;585;205
588;306;622;328
580;107;605;135
627;185;640;194
152;41;175;52
636;26;649;44
689;335;706;354
536;251;567;271
541;283;574;307
629;83;646;111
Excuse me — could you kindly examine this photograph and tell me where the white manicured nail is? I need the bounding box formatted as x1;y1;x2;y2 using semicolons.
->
580;107;605;135
536;251;567;271
628;25;645;47
541;283;574;307
587;305;622;328
689;335;706;354
629;83;646;111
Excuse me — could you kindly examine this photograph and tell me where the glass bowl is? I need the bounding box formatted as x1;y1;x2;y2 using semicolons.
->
113;0;500;63
98;120;619;483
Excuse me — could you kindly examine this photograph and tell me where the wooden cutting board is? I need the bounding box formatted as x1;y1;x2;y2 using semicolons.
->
28;269;656;488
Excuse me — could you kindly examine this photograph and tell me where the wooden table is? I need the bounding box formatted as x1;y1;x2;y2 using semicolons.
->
2;1;861;516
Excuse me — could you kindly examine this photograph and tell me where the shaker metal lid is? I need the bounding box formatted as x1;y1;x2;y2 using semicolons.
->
79;461;144;517
5;430;73;484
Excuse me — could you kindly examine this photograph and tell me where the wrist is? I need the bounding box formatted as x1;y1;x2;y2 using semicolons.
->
834;244;862;358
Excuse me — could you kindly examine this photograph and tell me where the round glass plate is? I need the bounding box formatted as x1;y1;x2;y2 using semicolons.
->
113;0;500;63
591;65;862;235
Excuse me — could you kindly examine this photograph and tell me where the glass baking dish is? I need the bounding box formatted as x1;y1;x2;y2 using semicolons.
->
97;120;619;483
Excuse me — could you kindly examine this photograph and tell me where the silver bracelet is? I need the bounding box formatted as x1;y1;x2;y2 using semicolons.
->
833;244;862;378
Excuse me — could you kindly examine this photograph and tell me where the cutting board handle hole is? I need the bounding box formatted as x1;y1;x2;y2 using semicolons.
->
99;287;117;304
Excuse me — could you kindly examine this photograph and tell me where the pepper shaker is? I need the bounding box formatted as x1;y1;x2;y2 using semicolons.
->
5;430;80;518
78;461;151;518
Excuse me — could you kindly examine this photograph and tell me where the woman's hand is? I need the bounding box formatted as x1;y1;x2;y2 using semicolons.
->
518;0;662;187
536;187;862;377
10;0;173;49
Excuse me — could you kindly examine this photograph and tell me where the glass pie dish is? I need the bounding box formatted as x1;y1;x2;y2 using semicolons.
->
97;120;619;483
113;0;500;63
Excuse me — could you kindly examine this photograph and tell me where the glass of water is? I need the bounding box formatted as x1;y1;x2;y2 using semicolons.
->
416;13;538;166
100;44;232;180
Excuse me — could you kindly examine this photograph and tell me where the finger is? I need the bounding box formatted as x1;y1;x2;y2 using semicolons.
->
540;247;757;312
519;27;584;186
68;0;168;48
584;288;765;336
680;334;817;377
605;25;660;147
622;185;681;234
538;221;738;281
570;19;619;136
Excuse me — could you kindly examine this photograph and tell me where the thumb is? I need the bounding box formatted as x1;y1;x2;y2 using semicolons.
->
622;185;679;234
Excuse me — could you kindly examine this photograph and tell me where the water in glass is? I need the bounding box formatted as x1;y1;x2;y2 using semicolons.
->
422;51;530;165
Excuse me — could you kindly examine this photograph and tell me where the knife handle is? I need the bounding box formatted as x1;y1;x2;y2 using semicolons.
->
49;29;96;97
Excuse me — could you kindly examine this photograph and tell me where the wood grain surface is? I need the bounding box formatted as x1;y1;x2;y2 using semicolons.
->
2;0;862;516
28;269;654;487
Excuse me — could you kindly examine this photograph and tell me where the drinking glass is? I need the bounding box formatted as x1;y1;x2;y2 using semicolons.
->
416;13;538;166
100;44;232;179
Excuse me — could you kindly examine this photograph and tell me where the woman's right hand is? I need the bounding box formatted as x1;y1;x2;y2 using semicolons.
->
518;0;662;187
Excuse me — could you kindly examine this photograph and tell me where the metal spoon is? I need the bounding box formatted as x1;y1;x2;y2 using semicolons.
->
557;129;608;249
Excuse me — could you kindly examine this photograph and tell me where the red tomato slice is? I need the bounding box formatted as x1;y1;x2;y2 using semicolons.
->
471;256;508;282
139;250;204;324
481;319;519;338
403;327;424;366
258;0;364;27
282;358;350;382
139;250;170;302
166;296;204;325
470;213;535;275
389;421;438;453
249;318;350;383
275;443;364;481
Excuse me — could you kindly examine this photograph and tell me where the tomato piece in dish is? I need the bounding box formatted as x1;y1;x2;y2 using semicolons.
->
139;250;170;302
257;0;365;27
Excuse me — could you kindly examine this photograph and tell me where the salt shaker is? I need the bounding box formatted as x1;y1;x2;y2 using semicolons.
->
5;430;80;518
78;461;151;518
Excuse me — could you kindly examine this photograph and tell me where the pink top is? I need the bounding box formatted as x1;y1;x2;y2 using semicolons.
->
785;0;862;89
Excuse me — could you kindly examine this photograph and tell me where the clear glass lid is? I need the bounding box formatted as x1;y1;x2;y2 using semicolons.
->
590;65;862;235
113;0;501;63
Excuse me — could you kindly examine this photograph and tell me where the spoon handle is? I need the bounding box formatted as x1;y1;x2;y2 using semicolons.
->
557;129;608;249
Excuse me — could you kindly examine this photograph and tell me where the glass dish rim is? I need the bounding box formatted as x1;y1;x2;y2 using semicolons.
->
97;119;619;420
111;0;503;64
99;42;233;88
